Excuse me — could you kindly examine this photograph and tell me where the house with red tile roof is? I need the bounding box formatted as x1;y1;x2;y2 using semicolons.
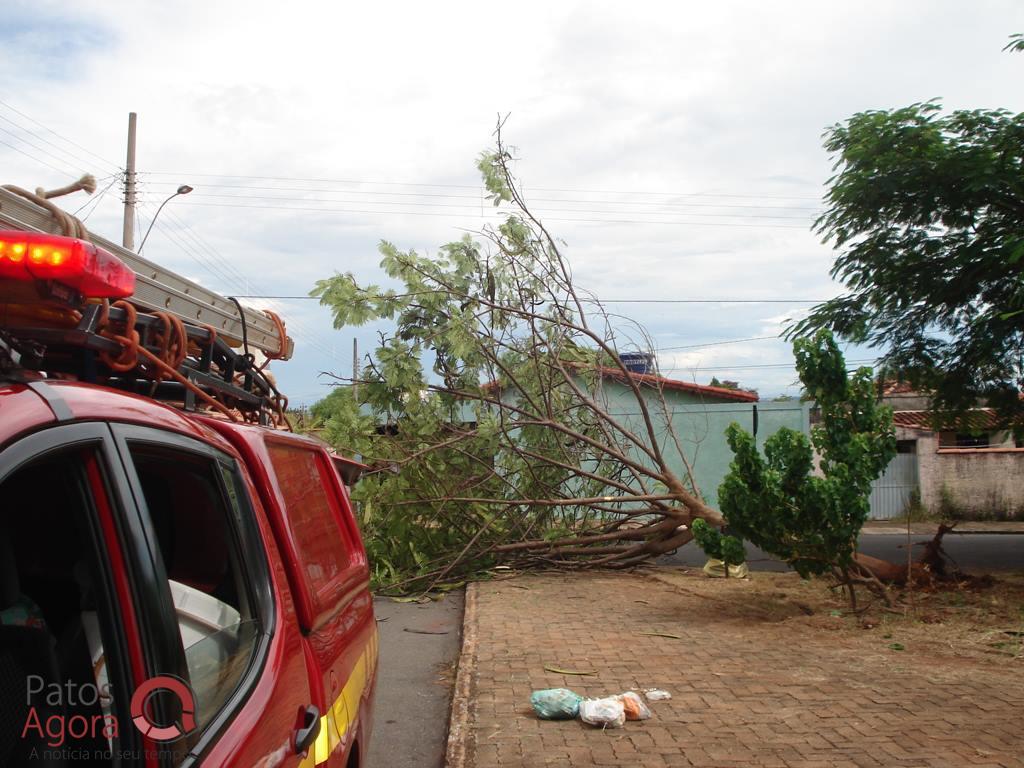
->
872;388;1024;519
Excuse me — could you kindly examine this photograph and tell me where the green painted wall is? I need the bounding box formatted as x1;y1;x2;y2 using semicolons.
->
596;380;811;509
362;375;811;513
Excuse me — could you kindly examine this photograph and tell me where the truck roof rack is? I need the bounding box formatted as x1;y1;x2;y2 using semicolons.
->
0;187;292;357
0;186;295;427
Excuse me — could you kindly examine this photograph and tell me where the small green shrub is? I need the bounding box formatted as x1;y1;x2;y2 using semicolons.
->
692;518;746;571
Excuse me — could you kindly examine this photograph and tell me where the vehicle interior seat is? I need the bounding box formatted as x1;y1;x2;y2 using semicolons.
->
2;460;110;765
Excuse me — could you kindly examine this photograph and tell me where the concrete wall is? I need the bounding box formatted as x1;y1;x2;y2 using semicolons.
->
914;430;1024;516
882;392;933;411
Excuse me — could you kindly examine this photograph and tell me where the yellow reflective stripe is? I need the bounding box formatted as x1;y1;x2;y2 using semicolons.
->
341;686;359;731
313;713;331;765
327;701;343;752
309;631;378;765
332;694;349;738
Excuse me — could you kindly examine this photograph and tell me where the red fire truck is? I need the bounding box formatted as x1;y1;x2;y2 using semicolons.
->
0;185;375;767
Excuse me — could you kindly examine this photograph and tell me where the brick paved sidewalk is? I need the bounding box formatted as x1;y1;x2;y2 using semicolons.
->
446;572;1024;768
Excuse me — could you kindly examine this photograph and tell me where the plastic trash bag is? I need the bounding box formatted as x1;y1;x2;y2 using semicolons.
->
530;688;582;720
618;691;652;720
642;688;672;702
579;697;626;728
702;558;750;579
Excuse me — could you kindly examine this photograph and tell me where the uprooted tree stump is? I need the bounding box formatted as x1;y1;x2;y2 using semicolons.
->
854;524;964;588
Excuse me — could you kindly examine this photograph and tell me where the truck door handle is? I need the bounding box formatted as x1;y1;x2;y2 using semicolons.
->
294;705;321;755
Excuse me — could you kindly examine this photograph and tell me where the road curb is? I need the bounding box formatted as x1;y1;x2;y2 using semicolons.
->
444;582;478;768
862;528;1024;536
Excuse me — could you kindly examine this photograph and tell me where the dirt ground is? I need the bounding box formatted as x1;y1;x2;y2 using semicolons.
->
451;567;1024;768
646;567;1024;666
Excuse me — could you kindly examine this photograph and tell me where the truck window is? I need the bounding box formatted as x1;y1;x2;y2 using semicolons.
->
127;445;261;738
0;449;133;766
266;442;355;620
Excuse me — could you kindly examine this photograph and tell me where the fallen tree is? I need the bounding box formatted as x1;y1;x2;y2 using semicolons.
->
855;523;963;586
311;129;723;591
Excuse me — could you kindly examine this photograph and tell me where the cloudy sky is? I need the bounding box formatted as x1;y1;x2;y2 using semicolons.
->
2;1;1022;405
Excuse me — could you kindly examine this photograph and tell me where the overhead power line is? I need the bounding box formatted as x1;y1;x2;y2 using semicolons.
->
0;137;80;179
144;170;821;201
139;182;821;212
170;200;811;229
150;193;816;221
605;299;824;304
675;358;874;372
228;295;828;303
147;171;483;189
0;98;121;172
658;336;780;351
0;120;92;177
73;174;120;222
139;205;344;363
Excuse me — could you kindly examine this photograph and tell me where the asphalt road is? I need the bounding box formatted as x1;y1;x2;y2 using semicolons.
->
366;591;463;768
660;532;1024;572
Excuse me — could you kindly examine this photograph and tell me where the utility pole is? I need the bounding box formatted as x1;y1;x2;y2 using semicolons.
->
122;112;137;250
352;338;359;398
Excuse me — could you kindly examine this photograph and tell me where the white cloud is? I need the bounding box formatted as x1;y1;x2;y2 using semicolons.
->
2;0;1022;403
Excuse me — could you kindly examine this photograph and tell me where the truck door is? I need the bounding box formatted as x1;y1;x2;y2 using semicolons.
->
0;424;149;767
260;437;378;768
110;425;319;767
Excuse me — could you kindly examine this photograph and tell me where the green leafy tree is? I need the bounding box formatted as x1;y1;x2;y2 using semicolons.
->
718;330;896;607
708;377;737;390
311;127;721;592
790;47;1024;425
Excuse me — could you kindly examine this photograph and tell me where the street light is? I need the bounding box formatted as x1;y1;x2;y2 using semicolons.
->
138;184;193;254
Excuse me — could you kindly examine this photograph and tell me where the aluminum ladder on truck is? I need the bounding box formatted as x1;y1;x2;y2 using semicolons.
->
0;185;295;425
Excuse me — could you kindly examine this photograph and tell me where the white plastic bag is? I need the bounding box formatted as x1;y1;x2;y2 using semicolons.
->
642;688;672;702
617;691;652;720
579;697;626;728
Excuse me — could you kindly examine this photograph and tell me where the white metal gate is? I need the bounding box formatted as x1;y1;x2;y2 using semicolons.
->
869;453;919;520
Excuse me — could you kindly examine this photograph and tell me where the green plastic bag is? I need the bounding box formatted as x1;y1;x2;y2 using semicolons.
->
530;688;582;719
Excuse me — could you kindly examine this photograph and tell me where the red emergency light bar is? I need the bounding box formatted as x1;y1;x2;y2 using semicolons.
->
0;230;135;299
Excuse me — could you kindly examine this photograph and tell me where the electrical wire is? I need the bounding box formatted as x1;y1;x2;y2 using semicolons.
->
156;207;262;292
0;108;824;366
149;192;816;221
0;98;121;172
226;295;827;303
71;173;117;215
149;207;345;362
135;204;259;294
168;200;811;229
0;121;92;177
74;174;120;223
658;336;780;351
0;137;79;179
602;299;825;304
143;170;821;200
139;181;822;212
138;206;345;364
671;358;875;371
